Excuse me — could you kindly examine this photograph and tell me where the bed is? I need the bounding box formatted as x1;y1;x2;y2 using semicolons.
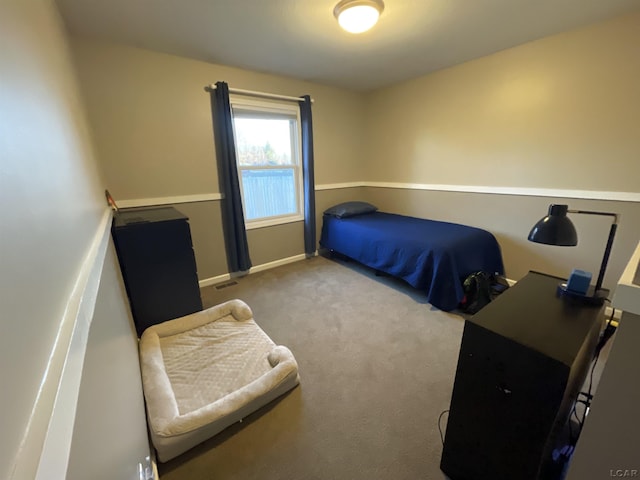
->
319;203;504;311
139;299;300;462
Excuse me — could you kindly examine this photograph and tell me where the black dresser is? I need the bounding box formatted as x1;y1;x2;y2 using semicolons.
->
441;271;604;480
112;206;203;336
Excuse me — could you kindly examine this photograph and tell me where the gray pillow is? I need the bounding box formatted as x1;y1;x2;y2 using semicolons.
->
323;201;378;218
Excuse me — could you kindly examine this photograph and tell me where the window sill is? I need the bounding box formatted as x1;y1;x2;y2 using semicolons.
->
245;214;304;230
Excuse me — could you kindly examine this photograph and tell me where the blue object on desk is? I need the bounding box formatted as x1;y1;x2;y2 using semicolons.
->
566;269;592;294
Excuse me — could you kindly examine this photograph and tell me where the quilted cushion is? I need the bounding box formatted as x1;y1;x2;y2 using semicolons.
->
139;299;300;461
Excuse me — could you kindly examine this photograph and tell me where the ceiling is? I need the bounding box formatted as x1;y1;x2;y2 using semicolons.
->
56;0;640;92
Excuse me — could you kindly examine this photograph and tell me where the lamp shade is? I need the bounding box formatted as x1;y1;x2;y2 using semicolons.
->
528;204;578;246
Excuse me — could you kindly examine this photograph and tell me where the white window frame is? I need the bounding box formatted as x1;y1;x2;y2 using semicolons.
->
230;95;304;230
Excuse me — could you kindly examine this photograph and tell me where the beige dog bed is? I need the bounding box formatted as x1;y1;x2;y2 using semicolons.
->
139;299;300;462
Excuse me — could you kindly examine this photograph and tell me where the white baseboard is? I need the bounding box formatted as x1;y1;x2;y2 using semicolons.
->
199;273;233;288
249;253;309;274
198;252;317;288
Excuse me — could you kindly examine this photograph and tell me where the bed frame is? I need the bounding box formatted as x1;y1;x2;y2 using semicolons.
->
320;211;504;311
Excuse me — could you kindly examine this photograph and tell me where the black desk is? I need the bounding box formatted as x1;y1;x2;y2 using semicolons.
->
441;271;604;480
112;206;203;336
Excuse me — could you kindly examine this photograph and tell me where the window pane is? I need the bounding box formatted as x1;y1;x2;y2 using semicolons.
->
241;169;297;220
234;117;293;167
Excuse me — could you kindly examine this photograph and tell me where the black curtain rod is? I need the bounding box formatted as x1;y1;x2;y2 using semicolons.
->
204;84;314;103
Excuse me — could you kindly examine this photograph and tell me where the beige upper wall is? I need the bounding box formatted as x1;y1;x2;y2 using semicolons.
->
0;1;106;477
70;38;368;201
67;13;639;282
365;12;640;192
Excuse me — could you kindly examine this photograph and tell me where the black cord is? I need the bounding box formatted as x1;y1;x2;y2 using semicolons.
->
596;308;617;357
587;350;600;398
589;308;616;395
567;404;576;445
571;405;581;427
606;306;615;325
571;308;617;443
574;347;600;433
438;410;449;445
567;308;617;447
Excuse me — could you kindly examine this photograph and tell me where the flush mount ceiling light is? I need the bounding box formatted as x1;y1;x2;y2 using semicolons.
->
334;0;385;34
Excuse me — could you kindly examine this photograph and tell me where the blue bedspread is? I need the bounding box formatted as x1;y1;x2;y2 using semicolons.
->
320;212;504;311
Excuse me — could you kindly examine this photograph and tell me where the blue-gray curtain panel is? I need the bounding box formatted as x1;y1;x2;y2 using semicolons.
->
300;95;316;256
208;81;252;272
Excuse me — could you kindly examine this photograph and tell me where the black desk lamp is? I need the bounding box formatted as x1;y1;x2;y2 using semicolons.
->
528;204;619;305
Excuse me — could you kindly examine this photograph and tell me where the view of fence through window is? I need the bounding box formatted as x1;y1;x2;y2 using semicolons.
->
233;116;299;221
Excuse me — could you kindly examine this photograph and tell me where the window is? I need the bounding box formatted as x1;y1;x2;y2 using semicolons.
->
230;96;303;229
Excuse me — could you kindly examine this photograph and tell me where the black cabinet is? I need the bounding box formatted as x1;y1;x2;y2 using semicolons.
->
112;207;203;336
441;271;604;480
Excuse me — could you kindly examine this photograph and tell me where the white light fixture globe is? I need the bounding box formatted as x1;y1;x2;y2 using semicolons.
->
334;0;384;34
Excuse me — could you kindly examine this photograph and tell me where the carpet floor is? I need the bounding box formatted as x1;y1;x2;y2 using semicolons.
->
157;255;467;480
